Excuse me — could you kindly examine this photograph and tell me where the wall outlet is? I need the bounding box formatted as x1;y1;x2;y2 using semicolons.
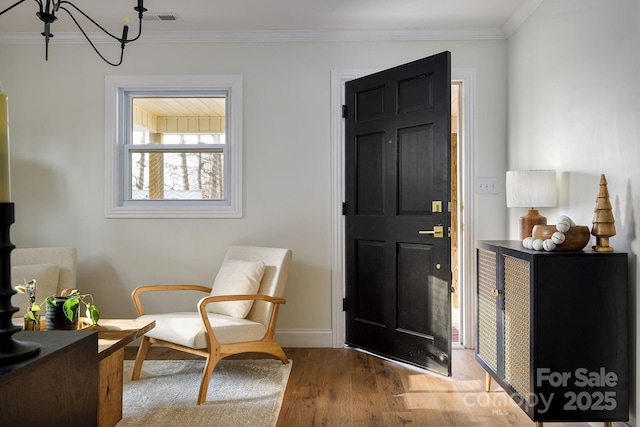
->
477;177;499;194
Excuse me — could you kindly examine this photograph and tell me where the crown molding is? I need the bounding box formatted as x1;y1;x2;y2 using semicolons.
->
502;0;545;38
0;27;506;45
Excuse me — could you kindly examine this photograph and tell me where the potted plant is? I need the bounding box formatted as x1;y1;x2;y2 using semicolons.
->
44;288;100;330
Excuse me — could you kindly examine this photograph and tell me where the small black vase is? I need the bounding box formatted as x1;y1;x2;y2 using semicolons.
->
45;296;79;330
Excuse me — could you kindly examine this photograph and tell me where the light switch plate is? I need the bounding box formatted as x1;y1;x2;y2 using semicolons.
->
477;177;499;194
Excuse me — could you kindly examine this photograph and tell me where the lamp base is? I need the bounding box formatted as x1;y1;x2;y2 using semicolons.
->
0;337;41;365
0;202;41;365
520;209;547;240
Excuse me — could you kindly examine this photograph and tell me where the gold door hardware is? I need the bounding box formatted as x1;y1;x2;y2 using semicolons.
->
419;226;444;238
491;288;501;297
436;263;441;270
432;201;443;212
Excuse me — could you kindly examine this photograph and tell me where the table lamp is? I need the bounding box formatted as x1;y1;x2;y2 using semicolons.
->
506;170;557;240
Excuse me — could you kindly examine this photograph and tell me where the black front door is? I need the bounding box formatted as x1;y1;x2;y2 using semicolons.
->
344;52;452;375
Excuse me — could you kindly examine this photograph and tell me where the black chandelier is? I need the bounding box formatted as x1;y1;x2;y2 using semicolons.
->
0;0;147;66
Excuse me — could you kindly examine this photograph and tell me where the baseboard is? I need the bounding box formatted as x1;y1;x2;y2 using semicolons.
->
276;329;334;348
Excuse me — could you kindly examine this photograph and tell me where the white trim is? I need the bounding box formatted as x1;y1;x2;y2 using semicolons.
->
330;68;476;350
502;0;545;38
453;69;477;349
276;329;334;348
0;28;506;45
128;329;333;349
104;74;243;219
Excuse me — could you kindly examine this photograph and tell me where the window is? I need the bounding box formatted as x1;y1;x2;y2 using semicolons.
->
105;75;243;218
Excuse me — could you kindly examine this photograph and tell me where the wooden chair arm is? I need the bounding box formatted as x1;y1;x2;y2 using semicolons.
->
196;294;286;344
198;294;286;307
131;284;212;316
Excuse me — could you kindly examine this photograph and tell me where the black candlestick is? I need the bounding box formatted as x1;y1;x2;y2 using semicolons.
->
0;202;40;364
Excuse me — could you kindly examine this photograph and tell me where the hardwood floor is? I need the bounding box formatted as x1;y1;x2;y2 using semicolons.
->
123;347;621;427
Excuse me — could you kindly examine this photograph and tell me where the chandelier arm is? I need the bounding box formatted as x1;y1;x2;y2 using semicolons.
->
124;15;144;43
58;5;124;66
0;0;27;16
58;1;121;42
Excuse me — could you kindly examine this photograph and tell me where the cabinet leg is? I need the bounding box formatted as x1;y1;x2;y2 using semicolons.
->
603;423;612;427
535;423;543;427
485;372;492;391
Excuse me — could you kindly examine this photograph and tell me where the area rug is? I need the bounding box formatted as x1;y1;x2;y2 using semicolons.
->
117;359;292;427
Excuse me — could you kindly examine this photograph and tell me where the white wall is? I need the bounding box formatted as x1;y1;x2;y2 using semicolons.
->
0;37;508;346
508;0;640;423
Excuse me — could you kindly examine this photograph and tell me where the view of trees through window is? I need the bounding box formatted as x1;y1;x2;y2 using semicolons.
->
129;97;226;201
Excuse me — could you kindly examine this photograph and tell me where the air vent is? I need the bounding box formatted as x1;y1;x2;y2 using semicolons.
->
143;13;181;22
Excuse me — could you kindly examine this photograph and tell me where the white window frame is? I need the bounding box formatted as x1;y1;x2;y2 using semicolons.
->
105;75;243;218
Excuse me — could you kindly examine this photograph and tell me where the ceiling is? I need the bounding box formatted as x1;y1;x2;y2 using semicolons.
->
0;0;535;35
134;97;225;119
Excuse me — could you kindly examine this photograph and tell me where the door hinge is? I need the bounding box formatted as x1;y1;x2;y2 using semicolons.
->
343;297;348;311
342;105;347;119
342;202;347;215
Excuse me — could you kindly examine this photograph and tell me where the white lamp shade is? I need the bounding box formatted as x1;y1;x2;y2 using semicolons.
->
506;170;557;208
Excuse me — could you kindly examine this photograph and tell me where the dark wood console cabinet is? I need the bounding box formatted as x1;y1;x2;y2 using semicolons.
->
0;331;98;427
475;240;628;425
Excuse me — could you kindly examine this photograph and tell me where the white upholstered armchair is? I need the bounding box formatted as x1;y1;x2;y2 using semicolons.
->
131;245;292;404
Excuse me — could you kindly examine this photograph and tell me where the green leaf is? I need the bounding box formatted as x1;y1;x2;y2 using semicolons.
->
27;311;36;321
62;298;79;321
45;296;56;307
87;304;100;325
31;303;41;312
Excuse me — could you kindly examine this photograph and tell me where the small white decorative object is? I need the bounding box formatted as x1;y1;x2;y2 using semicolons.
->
556;219;571;233
557;215;576;227
551;231;566;245
543;239;556;252
522;237;534;249
532;239;545;251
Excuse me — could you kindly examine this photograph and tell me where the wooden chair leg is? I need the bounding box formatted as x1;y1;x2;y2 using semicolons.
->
197;354;221;405
485;372;492;392
267;342;289;365
131;335;151;381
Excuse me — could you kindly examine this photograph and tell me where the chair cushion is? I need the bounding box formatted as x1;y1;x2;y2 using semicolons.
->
11;263;60;318
138;312;268;349
206;259;265;318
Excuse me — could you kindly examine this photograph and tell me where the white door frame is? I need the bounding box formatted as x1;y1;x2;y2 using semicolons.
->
330;68;477;349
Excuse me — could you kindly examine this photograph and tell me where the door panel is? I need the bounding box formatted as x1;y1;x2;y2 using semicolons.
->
397;242;435;335
356;133;386;215
345;52;451;375
355;240;386;326
398;125;434;215
356;86;385;121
